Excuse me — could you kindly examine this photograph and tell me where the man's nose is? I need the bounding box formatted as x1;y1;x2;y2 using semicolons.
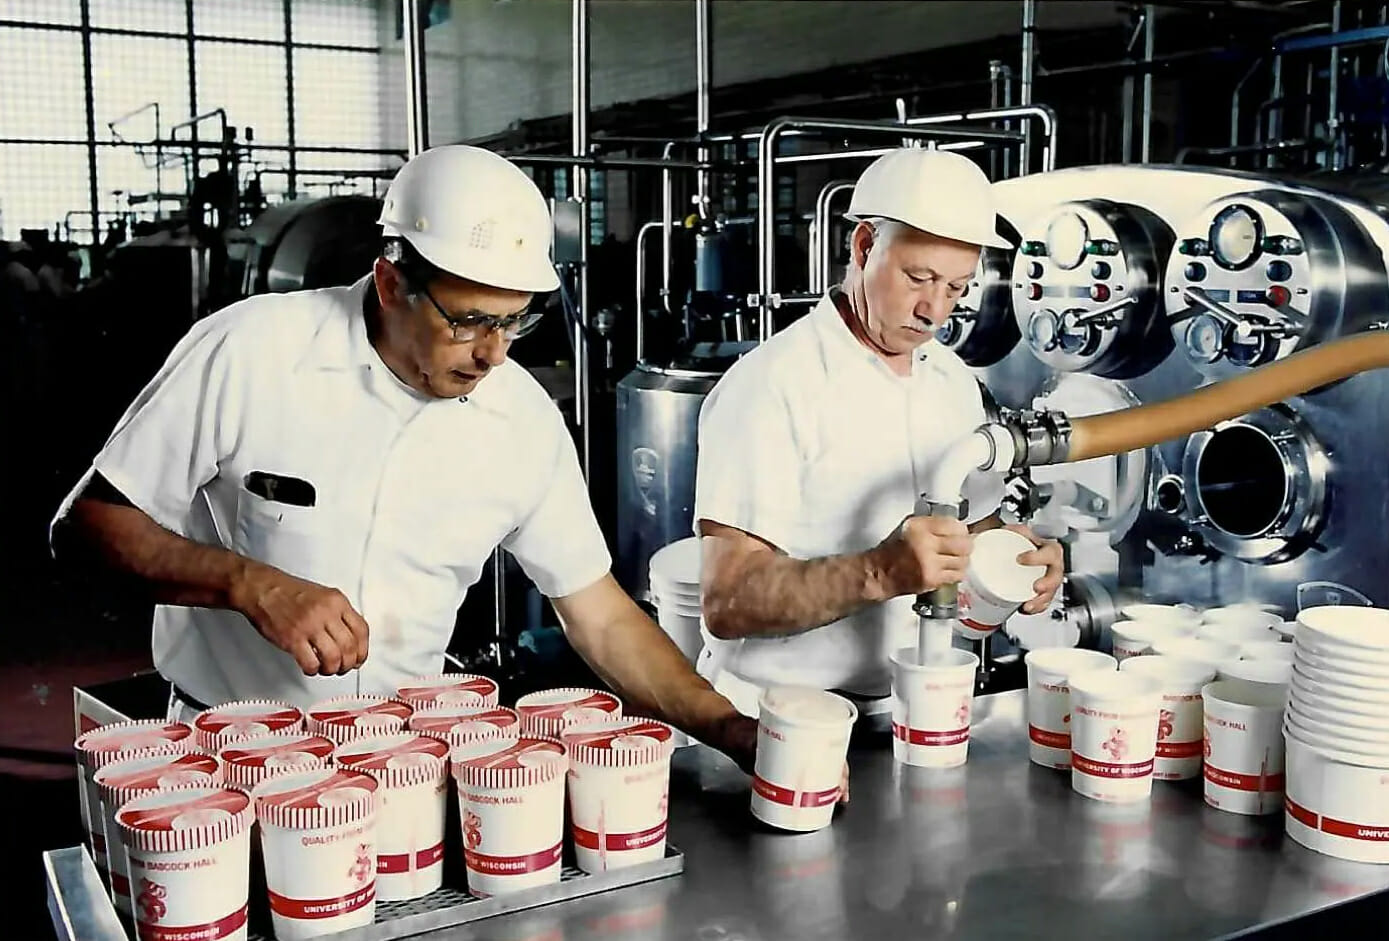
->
916;285;954;324
474;328;509;367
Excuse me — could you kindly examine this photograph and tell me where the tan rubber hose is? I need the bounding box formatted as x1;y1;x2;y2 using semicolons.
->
1066;331;1389;463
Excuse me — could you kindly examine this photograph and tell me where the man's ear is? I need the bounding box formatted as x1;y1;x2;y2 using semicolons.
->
373;256;409;304
850;222;875;269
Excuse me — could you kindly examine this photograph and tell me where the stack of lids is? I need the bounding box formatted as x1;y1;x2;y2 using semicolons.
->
648;537;704;663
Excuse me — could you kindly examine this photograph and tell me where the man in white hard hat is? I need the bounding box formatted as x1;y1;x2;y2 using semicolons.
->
694;148;1064;717
52;144;758;768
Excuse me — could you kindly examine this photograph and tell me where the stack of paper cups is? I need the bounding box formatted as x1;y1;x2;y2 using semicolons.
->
1118;655;1216;780
334;733;450;901
1068;669;1163;802
750;687;856;832
451;737;569;896
94;750;222;917
395;674;500;711
409;705;522;750
515;688;622;739
889;647;978;768
74;720;194;882
115;786;253;941
217;732;335;794
252;767;380;939
561;719;677;873
306;695;414;744
193;700;304;752
1023;648;1118;769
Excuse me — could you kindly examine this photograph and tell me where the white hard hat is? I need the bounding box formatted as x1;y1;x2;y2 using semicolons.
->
846;148;1012;250
378;144;560;293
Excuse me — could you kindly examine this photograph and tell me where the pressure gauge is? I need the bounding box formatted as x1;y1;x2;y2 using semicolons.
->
1046;212;1089;270
1183;314;1225;364
1209;204;1263;270
1027;309;1061;351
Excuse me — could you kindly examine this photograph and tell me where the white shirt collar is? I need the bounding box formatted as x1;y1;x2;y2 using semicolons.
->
810;288;937;380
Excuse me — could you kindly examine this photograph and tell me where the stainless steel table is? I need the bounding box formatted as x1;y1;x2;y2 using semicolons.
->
46;690;1389;940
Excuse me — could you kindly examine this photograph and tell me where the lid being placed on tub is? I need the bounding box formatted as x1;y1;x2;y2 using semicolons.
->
218;732;336;789
451;736;567;789
251;766;379;830
759;686;858;727
96;751;223;813
396;673;500;709
116;786;252;853
515;688;622;736
971;528;1046;604
306;695;414;741
75;721;194;770
334;732;449;788
562;718;676;768
408;706;521;745
193;699;304;751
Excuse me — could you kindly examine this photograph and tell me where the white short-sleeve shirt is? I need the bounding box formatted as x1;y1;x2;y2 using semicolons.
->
54;277;610;708
694;292;1004;697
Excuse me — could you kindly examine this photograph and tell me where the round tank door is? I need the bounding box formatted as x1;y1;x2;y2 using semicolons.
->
1011;199;1173;379
1180;404;1328;563
937;219;1019;367
1163;190;1388;382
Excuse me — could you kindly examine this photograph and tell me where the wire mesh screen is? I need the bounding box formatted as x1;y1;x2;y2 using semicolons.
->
0;0;404;243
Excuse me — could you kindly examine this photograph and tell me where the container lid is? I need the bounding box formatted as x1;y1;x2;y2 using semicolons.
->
217;732;336;790
116;786;252;854
408;705;521;745
96;751;223;813
970;528;1045;604
648;537;702;586
1111;619;1191;643
252;766;379;830
193;700;304;750
515;688;622;736
334;733;449;789
759;686;858;728
1118;653;1217;687
561;719;676;768
451;736;567;789
306;695;414;741
1121;603;1201;625
75;721;194;771
1025;647;1118;680
1297;606;1389;652
396;674;500;709
1151;636;1241;668
1068;668;1163;701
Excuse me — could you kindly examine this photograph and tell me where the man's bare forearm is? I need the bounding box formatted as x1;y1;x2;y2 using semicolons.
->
59;498;255;611
703;548;891;640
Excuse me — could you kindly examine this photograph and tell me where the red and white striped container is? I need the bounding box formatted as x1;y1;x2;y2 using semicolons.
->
1068;669;1163;803
561;719;676;873
74;720;194;877
95;750;222;917
251;767;379;940
306;695;413;744
218;732;335;794
194;700;304;752
451;737;568;897
115;786;253;941
514;688;622;739
408;705;522;750
750;687;856;832
395;674;500;711
334;733;450;902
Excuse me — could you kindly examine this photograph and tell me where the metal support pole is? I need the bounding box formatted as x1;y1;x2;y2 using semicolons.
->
571;0;591;480
695;0;712;214
1141;3;1155;163
1330;0;1343;169
1021;0;1037;171
660;141;674;315
78;0;98;245
989;60;1004;178
1266;55;1283;168
402;0;429;155
811;181;855;294
283;0;297;198
634;220;661;364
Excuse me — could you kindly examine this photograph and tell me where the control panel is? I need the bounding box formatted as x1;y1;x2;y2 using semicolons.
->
1010;199;1173;378
938;241;1019;367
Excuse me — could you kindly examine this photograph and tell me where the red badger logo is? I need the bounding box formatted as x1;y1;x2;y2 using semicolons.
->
136;878;167;923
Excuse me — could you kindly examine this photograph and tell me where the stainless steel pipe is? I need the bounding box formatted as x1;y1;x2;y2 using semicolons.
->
1021;0;1037;168
1141;3;1155;163
571;0;591;478
402;0;429;156
696;0;712;213
810;181;855;294
634;220;661;364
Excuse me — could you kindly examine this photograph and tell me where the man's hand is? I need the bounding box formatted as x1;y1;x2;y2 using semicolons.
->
1005;524;1064;614
704;713;851;805
872;514;973;598
230;563;370;675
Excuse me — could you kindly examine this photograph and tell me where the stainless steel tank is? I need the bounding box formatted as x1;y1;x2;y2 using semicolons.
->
614;364;722;602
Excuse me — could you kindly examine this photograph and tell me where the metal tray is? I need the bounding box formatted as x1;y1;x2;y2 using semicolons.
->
248;847;685;941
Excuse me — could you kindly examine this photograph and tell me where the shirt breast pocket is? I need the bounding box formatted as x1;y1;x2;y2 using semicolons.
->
232;484;362;596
